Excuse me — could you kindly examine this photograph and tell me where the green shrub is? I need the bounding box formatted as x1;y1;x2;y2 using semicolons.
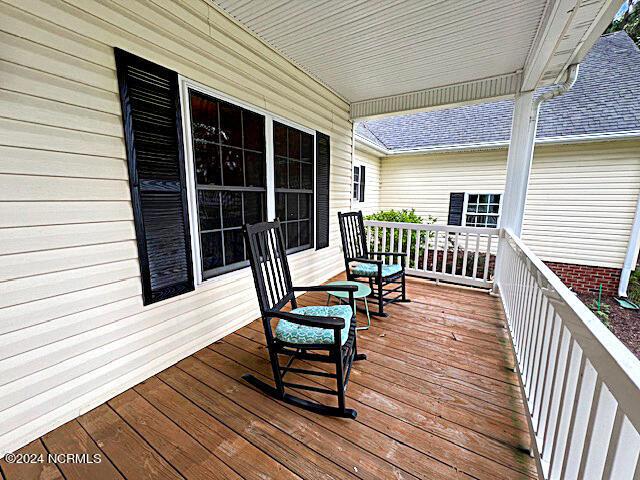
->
364;209;436;268
628;269;640;305
588;299;611;328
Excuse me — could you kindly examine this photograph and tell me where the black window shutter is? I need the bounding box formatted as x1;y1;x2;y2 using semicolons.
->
448;192;465;226
315;132;330;249
359;165;366;202
115;48;194;305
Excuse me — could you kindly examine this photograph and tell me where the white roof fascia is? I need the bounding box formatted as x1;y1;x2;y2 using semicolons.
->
355;130;640;157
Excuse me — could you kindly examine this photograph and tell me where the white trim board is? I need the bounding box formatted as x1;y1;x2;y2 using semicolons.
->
355;130;640;157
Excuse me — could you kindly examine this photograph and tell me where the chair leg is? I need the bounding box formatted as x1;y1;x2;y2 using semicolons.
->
399;272;411;302
334;347;346;413
372;277;388;317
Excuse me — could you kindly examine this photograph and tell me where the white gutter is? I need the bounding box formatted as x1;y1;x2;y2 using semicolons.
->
619;194;640;297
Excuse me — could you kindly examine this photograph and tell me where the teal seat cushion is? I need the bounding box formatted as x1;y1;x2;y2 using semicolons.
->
274;305;352;345
351;262;402;277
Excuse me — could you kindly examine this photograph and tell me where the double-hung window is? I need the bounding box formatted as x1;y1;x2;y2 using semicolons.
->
274;122;314;253
464;193;501;227
186;86;316;280
352;165;365;202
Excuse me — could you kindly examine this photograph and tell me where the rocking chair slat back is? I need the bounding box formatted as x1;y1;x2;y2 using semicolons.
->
338;211;368;261
244;221;295;313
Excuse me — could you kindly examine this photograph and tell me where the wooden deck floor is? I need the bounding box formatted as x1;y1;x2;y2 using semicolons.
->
1;276;539;480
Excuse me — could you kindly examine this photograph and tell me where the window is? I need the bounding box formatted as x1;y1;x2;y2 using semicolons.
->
274;121;314;253
189;90;267;278
353;165;365;202
464;193;501;227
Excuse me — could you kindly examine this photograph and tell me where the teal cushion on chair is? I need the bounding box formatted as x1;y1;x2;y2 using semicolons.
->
351;262;402;277
274;305;352;345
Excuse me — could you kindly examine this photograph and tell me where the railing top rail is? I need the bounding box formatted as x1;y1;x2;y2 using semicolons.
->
503;227;640;425
363;220;500;235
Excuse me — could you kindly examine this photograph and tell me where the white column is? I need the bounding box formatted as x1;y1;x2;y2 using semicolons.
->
493;91;539;293
500;90;539;236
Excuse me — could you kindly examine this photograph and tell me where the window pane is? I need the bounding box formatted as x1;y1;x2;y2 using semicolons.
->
221;191;242;228
301;163;312;189
244;192;264;225
299;194;310;220
490;194;501;203
468;194;478;204
288;128;300;159
301;133;313;161
487;216;498;227
287;222;298;249
479;194;489;204
287;193;298;220
353;166;359;182
201;231;223;270
224;229;245;265
289;160;300;189
489;204;500;214
245;151;265;187
243;110;264;151
467;203;476;213
478;205;488;213
276;192;286;220
190;93;218;143
194;142;221;185
299;220;310;246
198;190;221;231
219;102;242;147
274;123;287;157
275;157;288;188
221;147;243;186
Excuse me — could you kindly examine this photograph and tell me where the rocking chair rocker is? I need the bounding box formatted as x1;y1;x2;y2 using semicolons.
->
338;211;409;317
243;220;366;419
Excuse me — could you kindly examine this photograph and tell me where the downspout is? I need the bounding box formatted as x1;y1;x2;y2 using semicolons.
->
532;63;579;110
619;193;640;297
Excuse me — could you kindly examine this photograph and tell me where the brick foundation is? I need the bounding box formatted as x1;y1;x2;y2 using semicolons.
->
544;261;621;295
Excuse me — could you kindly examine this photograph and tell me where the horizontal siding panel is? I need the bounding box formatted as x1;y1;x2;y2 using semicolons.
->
0;201;133;228
0;60;121;114
0;241;138;281
0;90;123;137
354;146;382;215
0;147;127;180
0;222;135;255
0;119;125;158
0;175;130;201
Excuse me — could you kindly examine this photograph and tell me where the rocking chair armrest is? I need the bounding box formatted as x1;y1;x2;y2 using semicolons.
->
265;310;345;328
369;251;407;257
292;285;358;293
350;257;382;265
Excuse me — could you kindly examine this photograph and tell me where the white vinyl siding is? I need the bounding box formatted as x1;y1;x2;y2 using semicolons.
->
354;145;382;215
0;0;352;456
378;141;640;269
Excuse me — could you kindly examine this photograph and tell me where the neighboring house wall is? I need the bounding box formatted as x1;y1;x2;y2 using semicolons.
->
354;145;382;215
0;0;352;455
378;140;640;292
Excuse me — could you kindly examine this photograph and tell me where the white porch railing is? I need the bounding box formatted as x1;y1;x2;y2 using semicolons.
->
363;220;500;289
496;228;640;480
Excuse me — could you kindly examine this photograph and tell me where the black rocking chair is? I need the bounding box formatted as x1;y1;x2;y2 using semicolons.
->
243;220;366;419
338;211;409;317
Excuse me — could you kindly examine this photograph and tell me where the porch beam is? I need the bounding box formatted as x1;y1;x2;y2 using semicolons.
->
350;72;522;120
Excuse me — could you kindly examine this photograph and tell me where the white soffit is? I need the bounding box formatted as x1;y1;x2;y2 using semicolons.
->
211;0;621;118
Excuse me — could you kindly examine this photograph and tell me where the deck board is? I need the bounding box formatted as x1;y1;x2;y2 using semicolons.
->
1;276;539;480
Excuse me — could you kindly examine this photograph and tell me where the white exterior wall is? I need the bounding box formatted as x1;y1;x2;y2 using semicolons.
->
378;140;640;269
0;0;353;455
353;145;382;215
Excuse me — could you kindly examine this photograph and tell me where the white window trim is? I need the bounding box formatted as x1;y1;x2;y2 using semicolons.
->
462;192;502;228
353;164;362;202
178;75;316;285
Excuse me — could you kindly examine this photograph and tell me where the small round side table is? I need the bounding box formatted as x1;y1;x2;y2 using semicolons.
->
325;280;372;330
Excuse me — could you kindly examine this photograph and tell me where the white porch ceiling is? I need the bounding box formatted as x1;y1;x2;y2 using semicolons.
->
211;0;622;118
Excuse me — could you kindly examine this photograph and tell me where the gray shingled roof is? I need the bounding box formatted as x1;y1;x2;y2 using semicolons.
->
357;32;640;151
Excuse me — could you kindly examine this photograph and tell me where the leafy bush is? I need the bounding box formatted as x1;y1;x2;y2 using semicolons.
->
628;269;640;305
588;299;611;328
364;209;436;268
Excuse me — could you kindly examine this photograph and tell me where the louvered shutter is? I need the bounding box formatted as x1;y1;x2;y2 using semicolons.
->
315;132;330;249
115;49;194;305
359;165;366;202
448;192;465;226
